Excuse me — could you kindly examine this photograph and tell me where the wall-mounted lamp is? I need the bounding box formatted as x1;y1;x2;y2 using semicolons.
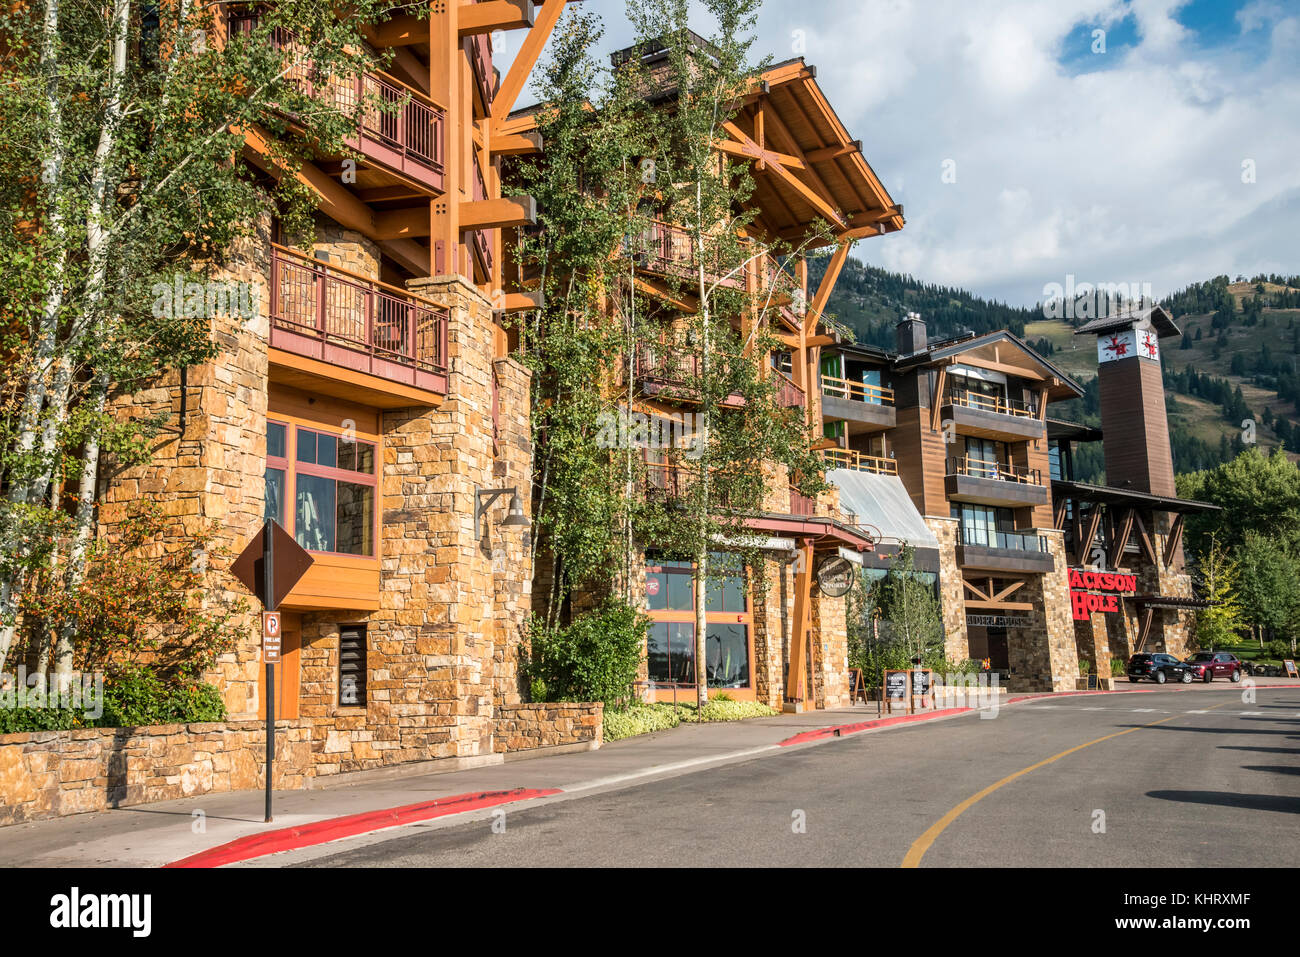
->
474;485;530;538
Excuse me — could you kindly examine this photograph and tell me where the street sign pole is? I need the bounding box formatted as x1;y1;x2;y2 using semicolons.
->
263;516;274;824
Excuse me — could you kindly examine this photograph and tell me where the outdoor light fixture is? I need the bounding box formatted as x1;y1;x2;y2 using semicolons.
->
474;485;530;538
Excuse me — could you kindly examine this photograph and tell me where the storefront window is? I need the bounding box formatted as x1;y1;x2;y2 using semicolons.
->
645;554;752;690
265;421;287;526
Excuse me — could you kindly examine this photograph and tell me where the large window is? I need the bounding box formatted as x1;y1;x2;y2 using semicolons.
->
645;555;751;689
265;419;377;556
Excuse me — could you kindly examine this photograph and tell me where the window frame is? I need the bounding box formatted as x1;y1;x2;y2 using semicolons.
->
644;556;755;693
266;417;380;559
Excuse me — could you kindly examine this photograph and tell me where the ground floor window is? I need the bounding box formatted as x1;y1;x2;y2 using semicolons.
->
265;418;377;556
645;554;752;689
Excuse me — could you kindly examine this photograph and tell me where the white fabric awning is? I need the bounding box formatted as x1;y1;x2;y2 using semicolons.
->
828;469;939;550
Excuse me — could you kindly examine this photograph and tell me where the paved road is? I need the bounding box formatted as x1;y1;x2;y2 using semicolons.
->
269;687;1300;867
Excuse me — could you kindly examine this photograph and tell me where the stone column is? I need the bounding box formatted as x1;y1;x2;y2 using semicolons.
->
925;517;968;663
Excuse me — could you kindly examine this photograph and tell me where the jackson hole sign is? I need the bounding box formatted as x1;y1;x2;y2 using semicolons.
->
1069;568;1137;621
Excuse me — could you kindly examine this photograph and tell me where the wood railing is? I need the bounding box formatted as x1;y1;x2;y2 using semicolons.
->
945;387;1036;418
821;374;895;406
228;11;445;176
946;456;1041;485
821;448;899;475
636;346;804;408
269;244;448;375
772;368;806;409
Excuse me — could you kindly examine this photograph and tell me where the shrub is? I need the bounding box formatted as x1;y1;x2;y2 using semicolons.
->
1110;658;1126;676
0;706;84;734
1263;639;1292;662
99;666;227;727
523;598;647;705
603;702;684;741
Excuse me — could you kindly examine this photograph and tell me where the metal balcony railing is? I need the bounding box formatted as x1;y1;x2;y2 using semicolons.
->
636;346;803;408
270;245;448;376
957;526;1047;552
228;11;445;176
945;387;1036;418
821;448;899;475
946;456;1042;485
821;374;895;406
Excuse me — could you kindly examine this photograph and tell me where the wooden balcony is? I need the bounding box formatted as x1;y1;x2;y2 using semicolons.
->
228;11;446;192
635;346;804;409
940;387;1045;442
269;245;448;405
821;448;899;476
945;456;1049;508
820;374;896;433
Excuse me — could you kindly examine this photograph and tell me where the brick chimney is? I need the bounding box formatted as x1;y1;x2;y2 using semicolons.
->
896;312;927;354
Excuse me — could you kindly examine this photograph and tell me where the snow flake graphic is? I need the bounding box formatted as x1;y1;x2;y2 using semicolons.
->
1104;334;1129;357
1141;332;1158;359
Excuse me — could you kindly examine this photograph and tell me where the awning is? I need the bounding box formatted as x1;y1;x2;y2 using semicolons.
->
828;469;939;550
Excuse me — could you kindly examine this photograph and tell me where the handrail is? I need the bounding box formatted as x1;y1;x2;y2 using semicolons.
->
821;374;895;406
269;246;447;374
821;448;899;475
957;526;1047;552
946;455;1041;485
945;387;1036;418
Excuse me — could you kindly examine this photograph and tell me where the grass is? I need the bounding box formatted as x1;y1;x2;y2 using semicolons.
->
602;697;780;742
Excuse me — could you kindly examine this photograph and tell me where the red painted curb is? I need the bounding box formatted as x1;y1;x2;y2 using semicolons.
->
164;787;560;868
778;707;973;746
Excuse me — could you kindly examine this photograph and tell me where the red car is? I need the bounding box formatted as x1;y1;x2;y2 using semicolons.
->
1183;652;1243;683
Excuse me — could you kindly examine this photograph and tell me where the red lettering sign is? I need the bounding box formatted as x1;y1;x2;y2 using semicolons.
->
1069;568;1134;619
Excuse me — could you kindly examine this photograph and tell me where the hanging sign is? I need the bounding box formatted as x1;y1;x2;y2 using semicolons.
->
817;555;855;598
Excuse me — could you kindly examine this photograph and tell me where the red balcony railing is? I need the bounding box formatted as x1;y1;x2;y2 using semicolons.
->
789;488;816;516
269;245;448;392
772;368;805;409
228;11;445;187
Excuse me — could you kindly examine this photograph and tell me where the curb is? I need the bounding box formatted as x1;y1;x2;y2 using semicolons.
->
164;787;559;869
778;707;973;746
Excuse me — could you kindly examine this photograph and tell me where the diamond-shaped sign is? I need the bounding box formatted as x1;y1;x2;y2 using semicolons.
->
231;519;314;611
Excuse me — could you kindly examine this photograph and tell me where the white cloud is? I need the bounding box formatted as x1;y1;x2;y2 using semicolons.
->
500;0;1300;305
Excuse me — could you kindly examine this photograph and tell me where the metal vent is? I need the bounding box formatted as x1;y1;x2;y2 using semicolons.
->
339;626;367;707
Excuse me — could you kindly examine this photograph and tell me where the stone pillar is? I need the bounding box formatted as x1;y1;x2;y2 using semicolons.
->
926;517;968;663
1006;530;1078;691
813;588;850;709
751;556;791;709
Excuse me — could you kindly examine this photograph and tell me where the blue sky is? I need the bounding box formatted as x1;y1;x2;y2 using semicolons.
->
498;1;1300;307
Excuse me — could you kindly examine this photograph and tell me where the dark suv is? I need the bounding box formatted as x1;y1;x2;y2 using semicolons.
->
1183;652;1243;683
1127;653;1192;684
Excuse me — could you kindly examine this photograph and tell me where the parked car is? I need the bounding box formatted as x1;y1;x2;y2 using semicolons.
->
1127;653;1192;684
1183;652;1243;683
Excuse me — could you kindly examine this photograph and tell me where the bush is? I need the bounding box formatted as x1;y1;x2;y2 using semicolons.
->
1263;639;1292;662
0;666;226;732
99;666;227;727
602;697;779;741
523;598;647;705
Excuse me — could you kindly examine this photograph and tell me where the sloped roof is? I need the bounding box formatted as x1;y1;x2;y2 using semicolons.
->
1074;305;1180;339
829;469;939;549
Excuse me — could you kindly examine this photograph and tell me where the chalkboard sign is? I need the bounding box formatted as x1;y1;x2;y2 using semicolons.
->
883;670;909;713
911;669;931;696
1285;659;1299;679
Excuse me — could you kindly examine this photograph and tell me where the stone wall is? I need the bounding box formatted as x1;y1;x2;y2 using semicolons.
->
0;721;311;827
926;517;968;662
492;702;602;754
1006;530;1078;691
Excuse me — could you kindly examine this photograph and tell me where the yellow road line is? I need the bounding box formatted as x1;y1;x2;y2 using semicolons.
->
900;701;1230;868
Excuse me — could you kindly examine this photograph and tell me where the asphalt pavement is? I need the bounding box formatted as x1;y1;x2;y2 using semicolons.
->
254;685;1300;867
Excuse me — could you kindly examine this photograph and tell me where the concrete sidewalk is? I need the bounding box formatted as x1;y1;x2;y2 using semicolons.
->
6;681;1291;868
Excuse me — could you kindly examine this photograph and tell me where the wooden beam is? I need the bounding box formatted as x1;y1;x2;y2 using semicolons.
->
1077;505;1103;565
1136;607;1155;653
365;15;427;47
950;354;1048;381
459;195;537;231
991;580;1027;603
930;365;947;434
380;240;432;277
632;276;697;314
806;240;849;330
240;127;376;237
964;600;1035;611
498;290;544;313
374;206;433;240
490;128;544;156
1053;497;1067;531
459;0;535;36
1132;510;1159;567
787;541;815;706
1109;507;1134;570
492;0;568;122
753;106;848;229
805;141;861;163
1163;513;1185;568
